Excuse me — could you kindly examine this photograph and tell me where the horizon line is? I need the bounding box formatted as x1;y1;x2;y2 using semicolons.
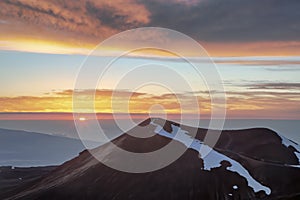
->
0;112;298;120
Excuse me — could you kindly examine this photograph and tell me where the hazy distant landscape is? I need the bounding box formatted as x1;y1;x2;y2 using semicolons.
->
0;119;299;142
1;117;299;167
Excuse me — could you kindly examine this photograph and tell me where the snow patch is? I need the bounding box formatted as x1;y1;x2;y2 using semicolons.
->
279;134;300;164
152;121;271;195
288;165;300;168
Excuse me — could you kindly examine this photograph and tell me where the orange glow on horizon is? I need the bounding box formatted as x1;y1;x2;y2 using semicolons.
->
0;89;299;120
0;37;94;55
201;41;300;57
1;36;300;57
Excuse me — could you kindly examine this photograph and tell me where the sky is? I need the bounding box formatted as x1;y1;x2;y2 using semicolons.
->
0;0;300;119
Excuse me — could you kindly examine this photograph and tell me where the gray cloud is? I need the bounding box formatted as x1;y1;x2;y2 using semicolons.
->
247;83;300;90
85;1;146;30
142;0;300;42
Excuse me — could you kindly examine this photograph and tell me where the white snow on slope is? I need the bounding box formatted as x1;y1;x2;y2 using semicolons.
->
151;121;271;195
279;134;300;164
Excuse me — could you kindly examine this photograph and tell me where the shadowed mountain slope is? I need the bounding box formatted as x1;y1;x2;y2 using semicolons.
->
4;118;300;200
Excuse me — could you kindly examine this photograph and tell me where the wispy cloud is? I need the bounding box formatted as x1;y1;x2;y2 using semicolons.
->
245;83;300;90
0;0;149;39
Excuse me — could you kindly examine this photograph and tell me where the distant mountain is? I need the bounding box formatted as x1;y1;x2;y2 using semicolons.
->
4;118;300;200
0;128;86;167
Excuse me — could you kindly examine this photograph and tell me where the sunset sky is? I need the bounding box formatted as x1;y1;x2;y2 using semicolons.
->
0;0;299;119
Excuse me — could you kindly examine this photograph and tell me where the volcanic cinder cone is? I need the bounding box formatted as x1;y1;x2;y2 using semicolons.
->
5;118;300;200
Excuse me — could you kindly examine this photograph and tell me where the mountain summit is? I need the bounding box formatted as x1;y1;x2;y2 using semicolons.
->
5;118;300;200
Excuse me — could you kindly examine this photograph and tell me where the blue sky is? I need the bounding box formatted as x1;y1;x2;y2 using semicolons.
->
1;50;299;96
1;50;299;119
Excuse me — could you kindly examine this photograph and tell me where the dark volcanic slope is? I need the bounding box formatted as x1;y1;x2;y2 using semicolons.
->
4;118;300;200
0;166;56;199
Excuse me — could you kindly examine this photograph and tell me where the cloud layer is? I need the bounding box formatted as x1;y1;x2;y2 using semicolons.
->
0;0;149;39
144;0;300;42
0;88;299;119
0;0;300;55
